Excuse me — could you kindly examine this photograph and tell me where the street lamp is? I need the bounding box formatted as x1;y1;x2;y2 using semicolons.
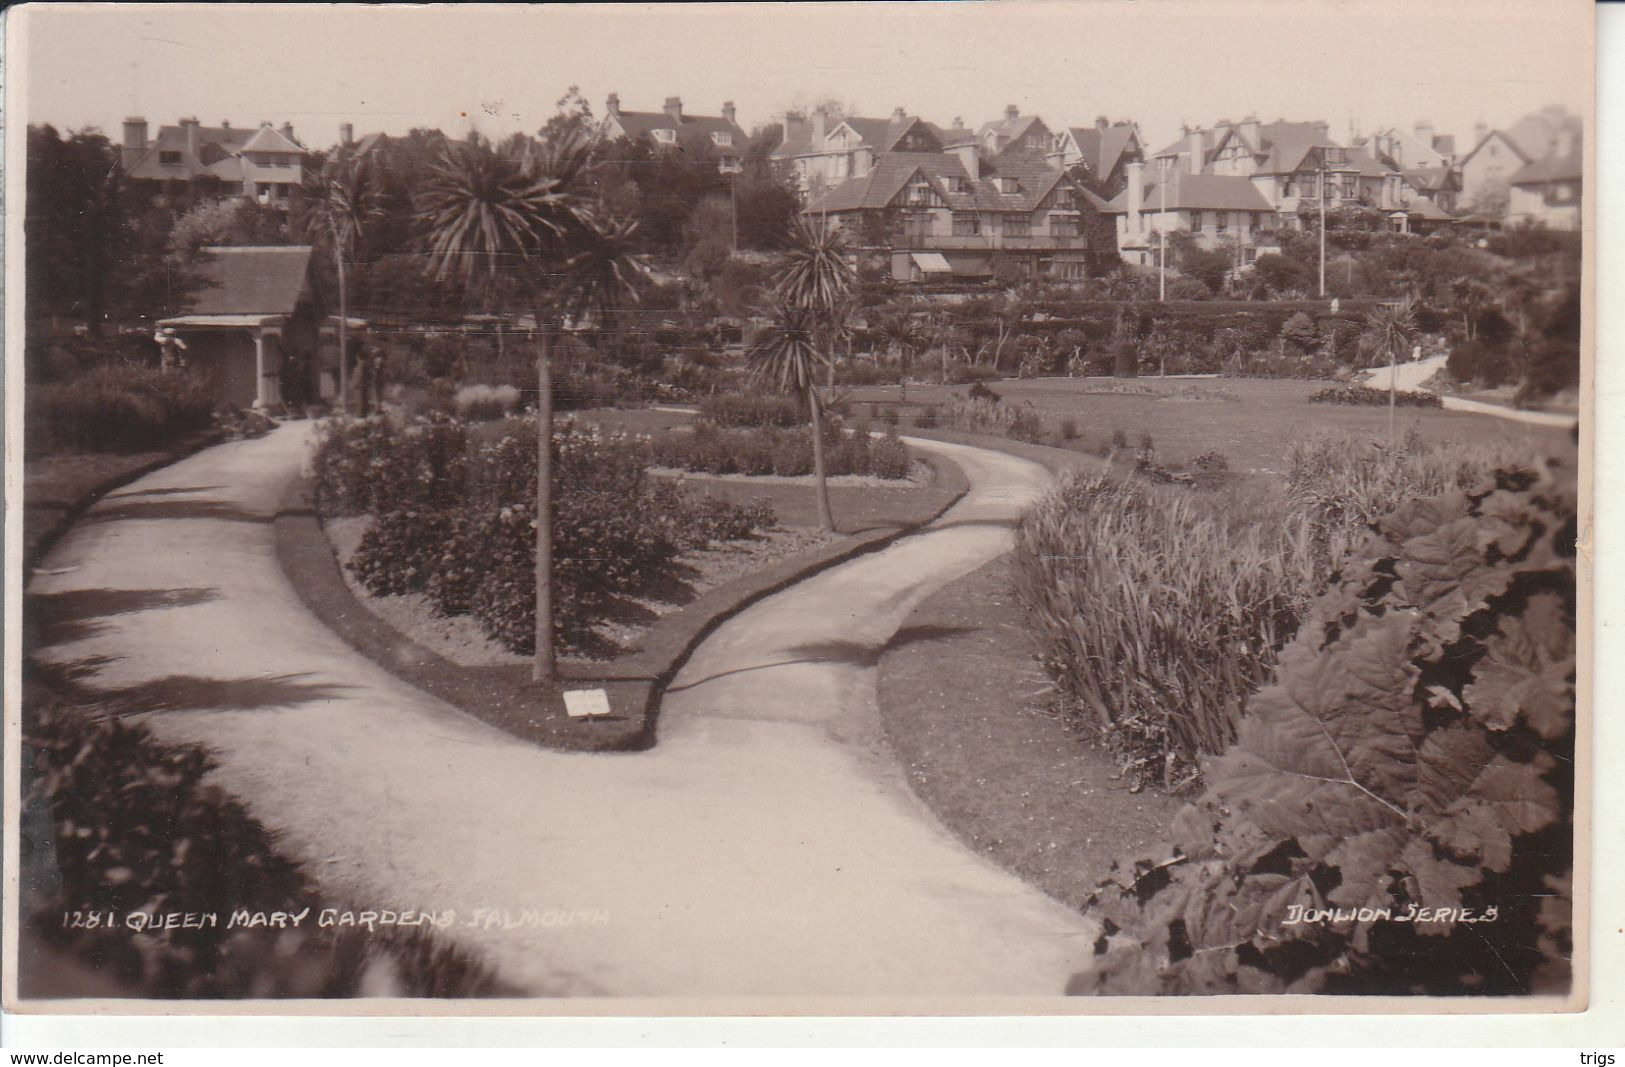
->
1157;164;1167;302
1317;146;1347;300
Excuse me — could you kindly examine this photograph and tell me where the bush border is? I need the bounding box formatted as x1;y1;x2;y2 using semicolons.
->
273;448;970;753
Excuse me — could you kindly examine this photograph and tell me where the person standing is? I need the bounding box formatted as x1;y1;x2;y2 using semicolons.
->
154;327;188;372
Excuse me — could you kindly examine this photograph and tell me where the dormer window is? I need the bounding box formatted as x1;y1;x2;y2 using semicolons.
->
653;128;677;145
713;131;733;147
998;177;1019;194
159;150;182;165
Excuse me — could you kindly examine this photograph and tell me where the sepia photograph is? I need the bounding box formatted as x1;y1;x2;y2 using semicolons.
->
2;0;1594;1020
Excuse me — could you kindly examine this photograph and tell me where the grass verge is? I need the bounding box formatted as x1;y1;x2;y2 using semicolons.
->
876;555;1181;912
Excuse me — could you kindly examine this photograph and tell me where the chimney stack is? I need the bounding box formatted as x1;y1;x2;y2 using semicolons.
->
1126;159;1145;238
1005;104;1019;122
281;122;296;144
606;92;621;117
1096;115;1110;132
340;122;354;146
952;116;964;130
122;116;148;167
811;106;828;143
949;139;979;181
181;116;201;161
1187;128;1204;175
893;106;906;122
783;110;807;147
722;100;736;127
1473;120;1489;147
664;96;683;123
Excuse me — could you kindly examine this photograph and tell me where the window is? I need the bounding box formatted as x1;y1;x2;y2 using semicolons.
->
712;131;733;147
1217;211;1229;232
998;177;1020;194
1051;214;1082;237
160;150;182;165
1190;210;1206;230
719;157;742;175
256;183;271;202
1053;188;1076;209
952;212;980;236
1004;214;1031;237
653;128;676;144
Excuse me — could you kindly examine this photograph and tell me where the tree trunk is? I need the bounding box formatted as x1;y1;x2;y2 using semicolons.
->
335;246;348;416
533;328;556;683
807;382;835;533
1388;343;1397;443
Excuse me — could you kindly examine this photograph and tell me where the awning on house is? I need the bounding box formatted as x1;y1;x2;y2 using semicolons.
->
909;251;953;274
946;254;993;277
159;314;286;329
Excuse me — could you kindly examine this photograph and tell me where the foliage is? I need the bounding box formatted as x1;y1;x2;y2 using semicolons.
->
937;395;1047;444
950;363;1003;385
27;365;216;454
1179;246;1233;294
314;415;774;653
167;198;289;265
1278;312;1318;353
1309;384;1442;408
1447;339;1518;390
1076;462;1576;995
22;685;502;997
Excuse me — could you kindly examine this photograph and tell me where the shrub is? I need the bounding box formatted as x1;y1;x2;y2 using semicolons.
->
770;432;814;477
1309;384;1443;408
698;391;804;428
869;431;912;480
453;383;520;421
22;684;501;997
28;365;215;454
913;406;939;430
1189;450;1232;491
1058;416;1080;441
967;381;1000;403
950;363;1001;385
1077;462;1576;995
1447;339;1517;389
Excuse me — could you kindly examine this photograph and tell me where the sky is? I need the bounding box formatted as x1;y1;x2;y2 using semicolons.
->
14;1;1593;155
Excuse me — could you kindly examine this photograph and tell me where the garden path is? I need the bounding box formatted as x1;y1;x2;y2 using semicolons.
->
30;423;1095;1000
1363;354;1578;428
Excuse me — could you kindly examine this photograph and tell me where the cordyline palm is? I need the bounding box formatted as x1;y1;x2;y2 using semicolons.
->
766;215;855;531
303;149;383;413
1362;295;1417;441
416;128;645;682
876;309;925;402
749;299;836;532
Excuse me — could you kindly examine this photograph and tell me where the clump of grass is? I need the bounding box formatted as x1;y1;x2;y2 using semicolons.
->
1012;472;1318;787
453;384;520;422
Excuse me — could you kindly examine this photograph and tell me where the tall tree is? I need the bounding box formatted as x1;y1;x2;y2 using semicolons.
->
417;128;647;681
303;149;382;414
26;126;127;332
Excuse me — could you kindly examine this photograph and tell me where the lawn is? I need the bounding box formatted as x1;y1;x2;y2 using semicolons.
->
846;376;1575;476
877;555;1182;910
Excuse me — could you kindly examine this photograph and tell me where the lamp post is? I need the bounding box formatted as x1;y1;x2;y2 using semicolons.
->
1158;165;1167;302
1318;154;1327;299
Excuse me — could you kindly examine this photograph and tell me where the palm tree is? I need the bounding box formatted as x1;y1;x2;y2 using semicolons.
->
875;309;925;402
749;299;835;531
303;149;382;414
1362;295;1417;441
775;215;855;313
417;129;646;682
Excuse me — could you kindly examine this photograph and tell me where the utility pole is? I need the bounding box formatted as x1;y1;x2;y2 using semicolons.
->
1158;165;1167;302
1318;152;1327;299
730;169;739;255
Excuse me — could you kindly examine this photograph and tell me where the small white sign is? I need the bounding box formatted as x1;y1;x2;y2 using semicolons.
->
563;688;612;718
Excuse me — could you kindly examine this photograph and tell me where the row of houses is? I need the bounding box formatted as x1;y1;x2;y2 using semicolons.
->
112;96;1582;293
769;101;1583;284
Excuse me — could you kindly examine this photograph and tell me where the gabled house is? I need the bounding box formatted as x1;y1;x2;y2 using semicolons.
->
601;94;747;174
804;146;1115;282
772;107;947;196
1398;166;1462;214
159;246;338;410
1506;128;1582;231
121;117;307;210
1368;121;1457;171
1459;108;1580;213
1047;119;1145;197
1105;161;1279;268
977;105;1053;157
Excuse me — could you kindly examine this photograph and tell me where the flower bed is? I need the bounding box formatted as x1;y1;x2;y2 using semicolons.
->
1309;383;1443;408
312;414;776;655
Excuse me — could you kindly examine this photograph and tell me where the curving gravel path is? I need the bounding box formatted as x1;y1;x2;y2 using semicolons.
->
29;423;1095;1000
